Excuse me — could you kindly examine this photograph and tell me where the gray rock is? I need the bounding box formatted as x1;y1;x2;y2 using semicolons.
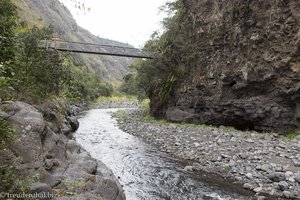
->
96;161;126;200
267;172;285;182
67;116;79;132
295;172;300;183
0;111;9;119
278;181;289;191
246;173;253;179
283;190;294;198
293;159;300;167
165;107;195;123
256;196;266;200
168;123;177;129
261;164;270;172
253;187;263;193
243;183;254;190
1;101;126;200
184;166;194;172
174;142;181;146
229;160;236;168
285;171;295;182
31;183;55;200
239;153;249;159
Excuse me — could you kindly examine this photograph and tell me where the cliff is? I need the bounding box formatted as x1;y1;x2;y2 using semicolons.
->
150;0;300;133
13;0;134;85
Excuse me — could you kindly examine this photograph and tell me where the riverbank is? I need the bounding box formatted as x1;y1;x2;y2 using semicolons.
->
0;100;125;199
114;108;300;199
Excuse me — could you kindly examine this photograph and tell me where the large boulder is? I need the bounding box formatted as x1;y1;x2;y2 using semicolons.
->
0;101;125;199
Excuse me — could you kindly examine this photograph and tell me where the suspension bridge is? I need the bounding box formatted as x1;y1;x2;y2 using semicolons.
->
39;40;153;59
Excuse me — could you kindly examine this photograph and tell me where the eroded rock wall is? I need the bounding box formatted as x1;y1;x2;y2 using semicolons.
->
0;101;125;199
152;0;300;133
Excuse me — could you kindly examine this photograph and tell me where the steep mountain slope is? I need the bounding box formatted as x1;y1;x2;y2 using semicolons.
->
149;0;300;133
13;0;134;85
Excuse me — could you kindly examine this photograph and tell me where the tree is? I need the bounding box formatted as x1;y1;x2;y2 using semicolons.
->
132;0;198;103
12;27;71;98
0;0;17;63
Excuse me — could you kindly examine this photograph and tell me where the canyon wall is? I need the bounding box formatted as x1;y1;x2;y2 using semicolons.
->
150;0;300;133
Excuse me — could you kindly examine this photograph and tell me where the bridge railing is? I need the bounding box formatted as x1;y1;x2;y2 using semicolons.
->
39;40;153;59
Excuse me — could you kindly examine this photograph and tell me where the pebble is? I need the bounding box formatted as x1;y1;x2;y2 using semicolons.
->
285;171;295;182
261;164;270;172
278;181;289;191
268;172;286;182
184;166;194;172
174;142;181;146
295;172;300;183
194;142;200;147
243;183;254;190
283;190;293;198
115;109;300;199
293;159;300;167
246;173;253;179
24;125;32;131
253;187;263;193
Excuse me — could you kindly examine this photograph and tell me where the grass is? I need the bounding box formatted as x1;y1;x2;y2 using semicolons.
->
138;113;240;132
223;164;230;173
110;98;297;139
282;129;300;141
138;99;150;109
54;179;86;197
140;114;169;125
0;117;15;148
96;95;137;103
111;110;129;122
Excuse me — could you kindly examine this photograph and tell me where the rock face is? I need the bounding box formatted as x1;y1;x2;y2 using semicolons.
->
150;0;300;133
0;101;125;199
14;0;134;84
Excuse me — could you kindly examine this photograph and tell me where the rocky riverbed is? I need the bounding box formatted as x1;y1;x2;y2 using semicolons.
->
115;109;300;199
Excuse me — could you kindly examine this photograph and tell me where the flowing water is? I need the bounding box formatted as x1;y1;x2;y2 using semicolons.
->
75;109;254;200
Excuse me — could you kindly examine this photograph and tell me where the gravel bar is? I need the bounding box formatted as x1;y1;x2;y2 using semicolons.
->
114;109;300;199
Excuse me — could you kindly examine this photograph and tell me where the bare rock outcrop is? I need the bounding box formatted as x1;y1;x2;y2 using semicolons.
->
0;101;125;199
151;0;300;133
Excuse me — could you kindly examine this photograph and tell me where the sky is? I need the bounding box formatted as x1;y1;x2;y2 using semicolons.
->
59;0;170;47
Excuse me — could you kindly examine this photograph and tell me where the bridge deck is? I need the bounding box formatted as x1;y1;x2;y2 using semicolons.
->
39;40;153;59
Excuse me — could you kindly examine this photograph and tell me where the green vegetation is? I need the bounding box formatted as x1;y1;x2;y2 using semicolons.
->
113;108;239;132
0;0;114;195
64;62;113;103
140;114;169;125
223;164;230;173
111;110;129;122
119;0;197;104
0;0;112;104
0;0;17;63
60;179;85;196
138;99;150;109
97;94;137;104
0;112;33;196
118;60;153;100
0;117;15;147
282;129;300;141
0;164;31;195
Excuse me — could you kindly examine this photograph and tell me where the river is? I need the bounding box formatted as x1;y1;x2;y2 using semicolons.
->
75;108;254;200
